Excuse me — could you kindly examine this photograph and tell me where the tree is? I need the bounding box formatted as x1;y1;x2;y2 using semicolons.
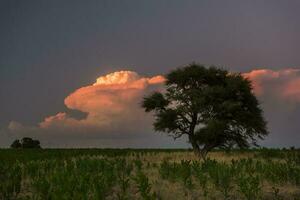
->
10;139;21;148
21;137;41;148
10;137;41;149
142;64;268;160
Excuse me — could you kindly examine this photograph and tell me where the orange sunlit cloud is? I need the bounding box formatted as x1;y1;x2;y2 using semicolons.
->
243;68;300;101
243;69;279;95
283;78;300;101
39;71;165;132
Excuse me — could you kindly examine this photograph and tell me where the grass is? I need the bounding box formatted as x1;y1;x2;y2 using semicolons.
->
0;148;300;199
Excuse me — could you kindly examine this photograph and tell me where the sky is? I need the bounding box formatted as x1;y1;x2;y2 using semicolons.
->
0;0;300;148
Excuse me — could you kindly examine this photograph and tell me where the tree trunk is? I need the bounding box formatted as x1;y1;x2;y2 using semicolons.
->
189;135;208;160
199;149;208;161
189;135;212;161
191;145;208;161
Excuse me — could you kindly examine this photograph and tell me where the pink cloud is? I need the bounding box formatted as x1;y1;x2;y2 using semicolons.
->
40;71;165;132
283;78;300;101
243;69;279;95
243;68;300;101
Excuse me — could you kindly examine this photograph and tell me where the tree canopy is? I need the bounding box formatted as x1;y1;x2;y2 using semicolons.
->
142;64;268;159
10;137;41;149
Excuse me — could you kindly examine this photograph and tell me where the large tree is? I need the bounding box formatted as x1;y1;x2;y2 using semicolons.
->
142;64;268;160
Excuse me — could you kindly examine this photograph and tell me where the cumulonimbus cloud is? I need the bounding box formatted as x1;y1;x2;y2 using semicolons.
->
39;71;165;132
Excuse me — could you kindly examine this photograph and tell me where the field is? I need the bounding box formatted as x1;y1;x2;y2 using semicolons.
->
1;148;300;200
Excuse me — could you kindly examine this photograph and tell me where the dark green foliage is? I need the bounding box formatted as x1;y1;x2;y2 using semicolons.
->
21;137;41;148
159;159;193;188
133;171;156;200
10;137;41;149
178;160;193;188
237;174;262;200
142;64;268;159
10;140;21;149
134;159;143;171
159;159;178;181
208;162;233;199
116;159;132;200
0;149;299;199
0;162;22;200
192;162;209;197
256;148;285;159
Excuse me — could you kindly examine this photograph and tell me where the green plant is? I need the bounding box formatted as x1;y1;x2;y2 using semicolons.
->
115;159;132;200
32;176;52;200
192;161;209;198
238;174;262;200
134;159;143;171
204;161;233;200
179;160;193;188
0;163;22;200
133;171;156;200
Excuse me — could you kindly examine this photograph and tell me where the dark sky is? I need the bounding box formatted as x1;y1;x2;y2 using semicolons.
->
1;0;300;147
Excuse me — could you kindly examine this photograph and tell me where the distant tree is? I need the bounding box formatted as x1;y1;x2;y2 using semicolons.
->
10;139;21;148
142;64;268;160
21;137;41;148
10;137;41;149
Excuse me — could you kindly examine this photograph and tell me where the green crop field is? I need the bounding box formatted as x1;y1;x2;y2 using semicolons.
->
1;148;300;200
